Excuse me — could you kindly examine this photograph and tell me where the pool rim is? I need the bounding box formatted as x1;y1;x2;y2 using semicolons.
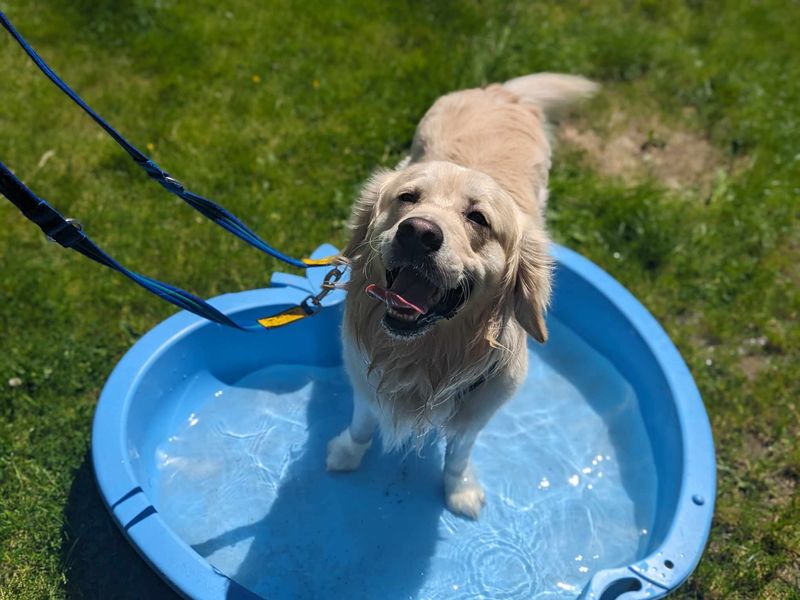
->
92;243;716;600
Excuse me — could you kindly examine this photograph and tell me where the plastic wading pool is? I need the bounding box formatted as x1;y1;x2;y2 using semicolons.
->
93;244;715;599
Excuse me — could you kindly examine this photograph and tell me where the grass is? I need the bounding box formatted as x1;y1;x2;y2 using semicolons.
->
0;0;798;598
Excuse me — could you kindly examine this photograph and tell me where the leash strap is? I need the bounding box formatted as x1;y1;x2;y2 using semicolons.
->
0;161;340;331
0;9;334;269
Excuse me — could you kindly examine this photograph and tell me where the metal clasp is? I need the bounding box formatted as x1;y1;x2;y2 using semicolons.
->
300;265;346;315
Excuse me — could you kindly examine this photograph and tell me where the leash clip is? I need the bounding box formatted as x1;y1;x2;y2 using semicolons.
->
300;265;346;315
321;264;346;290
252;262;349;330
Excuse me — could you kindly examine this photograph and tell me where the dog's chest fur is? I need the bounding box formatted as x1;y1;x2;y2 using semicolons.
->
342;268;520;450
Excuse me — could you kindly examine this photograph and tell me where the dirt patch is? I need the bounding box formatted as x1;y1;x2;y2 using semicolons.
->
739;432;798;509
738;335;771;382
739;355;769;382
558;105;744;194
776;561;800;594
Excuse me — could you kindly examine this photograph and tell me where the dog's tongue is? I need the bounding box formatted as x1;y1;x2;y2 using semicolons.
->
365;268;438;315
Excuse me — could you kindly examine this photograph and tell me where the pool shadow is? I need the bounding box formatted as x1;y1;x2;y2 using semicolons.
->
60;450;178;600
191;374;444;600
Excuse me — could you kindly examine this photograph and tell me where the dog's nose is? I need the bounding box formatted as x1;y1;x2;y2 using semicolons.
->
395;217;444;256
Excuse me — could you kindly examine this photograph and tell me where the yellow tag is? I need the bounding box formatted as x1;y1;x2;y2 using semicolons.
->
257;306;309;329
301;255;338;267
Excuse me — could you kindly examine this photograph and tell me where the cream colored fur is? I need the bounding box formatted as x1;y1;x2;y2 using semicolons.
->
328;73;596;519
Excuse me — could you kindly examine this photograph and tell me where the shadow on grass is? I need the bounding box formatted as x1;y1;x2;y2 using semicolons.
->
60;451;178;600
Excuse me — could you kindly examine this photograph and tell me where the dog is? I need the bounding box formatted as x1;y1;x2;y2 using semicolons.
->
326;73;597;519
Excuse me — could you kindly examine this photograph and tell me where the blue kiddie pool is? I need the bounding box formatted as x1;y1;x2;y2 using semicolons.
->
92;243;715;599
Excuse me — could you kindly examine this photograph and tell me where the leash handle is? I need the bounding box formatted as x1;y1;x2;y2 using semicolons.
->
0;9;331;269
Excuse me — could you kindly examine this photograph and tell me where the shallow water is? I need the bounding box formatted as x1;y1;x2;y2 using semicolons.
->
155;318;656;599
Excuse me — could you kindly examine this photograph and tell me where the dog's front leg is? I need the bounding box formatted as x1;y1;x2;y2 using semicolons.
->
326;392;376;471
443;431;486;519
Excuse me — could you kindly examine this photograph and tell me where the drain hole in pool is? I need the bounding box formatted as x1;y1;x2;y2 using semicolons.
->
599;576;643;600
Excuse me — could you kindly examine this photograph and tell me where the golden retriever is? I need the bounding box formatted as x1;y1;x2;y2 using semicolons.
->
327;73;597;518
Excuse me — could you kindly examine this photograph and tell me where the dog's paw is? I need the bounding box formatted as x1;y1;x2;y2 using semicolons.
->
326;429;372;472
444;466;486;519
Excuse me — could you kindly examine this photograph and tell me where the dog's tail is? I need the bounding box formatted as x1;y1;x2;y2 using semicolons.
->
503;73;598;120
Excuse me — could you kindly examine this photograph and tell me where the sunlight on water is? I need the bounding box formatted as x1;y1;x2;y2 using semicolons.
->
155;318;656;599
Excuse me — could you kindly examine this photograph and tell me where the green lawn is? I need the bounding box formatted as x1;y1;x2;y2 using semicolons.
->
1;1;798;598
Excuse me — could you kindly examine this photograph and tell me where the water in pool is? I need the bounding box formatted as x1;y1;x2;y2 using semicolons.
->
155;318;657;599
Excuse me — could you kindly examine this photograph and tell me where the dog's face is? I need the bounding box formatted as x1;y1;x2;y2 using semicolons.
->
347;161;551;344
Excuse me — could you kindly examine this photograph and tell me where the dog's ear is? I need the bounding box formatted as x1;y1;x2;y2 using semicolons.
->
342;168;393;260
512;227;552;343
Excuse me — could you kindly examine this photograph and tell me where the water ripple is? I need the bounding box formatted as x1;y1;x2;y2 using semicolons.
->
153;319;657;599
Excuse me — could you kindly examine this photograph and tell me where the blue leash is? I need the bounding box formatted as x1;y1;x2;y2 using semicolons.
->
0;161;344;331
0;9;335;269
0;10;342;331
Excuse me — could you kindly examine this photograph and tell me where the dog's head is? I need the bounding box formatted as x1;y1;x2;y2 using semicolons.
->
345;161;551;345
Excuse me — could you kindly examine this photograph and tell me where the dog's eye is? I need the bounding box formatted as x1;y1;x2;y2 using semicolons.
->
467;210;490;228
398;191;419;204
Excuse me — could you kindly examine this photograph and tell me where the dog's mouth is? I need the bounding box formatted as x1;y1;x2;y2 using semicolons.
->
365;266;470;338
